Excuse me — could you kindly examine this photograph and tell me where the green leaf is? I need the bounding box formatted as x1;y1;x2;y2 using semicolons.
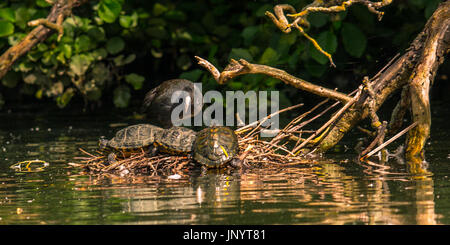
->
125;73;145;90
180;69;203;82
1;71;20;88
106;36;125;54
8;32;26;46
56;88;75;108
24;73;48;85
255;4;272;17
113;85;131;108
341;22;367;58
91;48;108;60
310;31;337;65
37;43;48;52
119;15;133;28
46;82;64;97
120;11;139;28
153;3;168;16
122;53;136;65
98;0;122;23
74;35;92;53
242;26;258;46
17;61;33;73
229;48;253;62
305;59;327;78
23;73;37;84
0;20;14;37
308;12;328;28
0;8;15;22
259;47;279;65
70;54;92;76
36;0;52;8
14;7;31;29
164;10;186;22
56;51;66;64
87;26;105;41
62;44;72;58
113;53;136;66
91;62;109;85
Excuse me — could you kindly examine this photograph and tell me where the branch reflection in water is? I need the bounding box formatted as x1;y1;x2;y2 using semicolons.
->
70;157;439;225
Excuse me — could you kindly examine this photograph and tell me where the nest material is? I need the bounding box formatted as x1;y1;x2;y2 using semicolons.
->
74;102;341;177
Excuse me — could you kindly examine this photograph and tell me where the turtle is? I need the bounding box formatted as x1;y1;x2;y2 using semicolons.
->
98;124;164;164
155;126;197;154
141;79;202;128
192;126;240;168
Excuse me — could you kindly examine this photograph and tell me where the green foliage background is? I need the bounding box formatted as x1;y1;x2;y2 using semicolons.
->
0;0;445;110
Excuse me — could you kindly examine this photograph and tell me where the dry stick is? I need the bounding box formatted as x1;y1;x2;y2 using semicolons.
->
293;100;339;130
250;139;295;156
78;148;97;158
0;0;87;79
279;88;360;143
286;88;360;149
289;99;329;127
359;121;388;157
236;103;304;136
371;53;401;82
267;99;330;149
195;56;352;103
361;121;419;160
292;86;363;155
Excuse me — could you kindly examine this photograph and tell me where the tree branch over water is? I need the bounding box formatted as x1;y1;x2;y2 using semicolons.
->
0;0;88;80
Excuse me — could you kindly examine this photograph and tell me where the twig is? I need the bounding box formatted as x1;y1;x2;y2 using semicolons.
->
292;85;363;155
236;103;304;134
28;16;64;41
359;120;387;157
361;121;418;160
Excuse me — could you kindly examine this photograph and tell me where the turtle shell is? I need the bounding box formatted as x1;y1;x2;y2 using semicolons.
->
141;79;202;128
193;126;239;168
156;126;197;154
106;124;164;150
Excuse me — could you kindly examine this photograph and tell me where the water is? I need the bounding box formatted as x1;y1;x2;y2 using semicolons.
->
1;105;450;225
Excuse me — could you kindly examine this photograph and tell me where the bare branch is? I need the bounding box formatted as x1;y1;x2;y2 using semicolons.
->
361;121;418;160
195;56;352;103
0;0;88;79
265;0;393;67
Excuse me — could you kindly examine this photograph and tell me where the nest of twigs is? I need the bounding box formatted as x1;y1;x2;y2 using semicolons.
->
74;101;343;177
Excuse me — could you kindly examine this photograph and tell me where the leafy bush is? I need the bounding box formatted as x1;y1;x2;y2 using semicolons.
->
0;0;442;110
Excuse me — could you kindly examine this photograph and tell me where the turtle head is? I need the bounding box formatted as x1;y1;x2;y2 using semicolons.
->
98;136;109;151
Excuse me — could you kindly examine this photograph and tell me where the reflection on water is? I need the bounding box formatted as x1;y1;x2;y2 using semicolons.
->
0;109;450;225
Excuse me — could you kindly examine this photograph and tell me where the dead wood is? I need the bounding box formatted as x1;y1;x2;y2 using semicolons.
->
0;0;88;80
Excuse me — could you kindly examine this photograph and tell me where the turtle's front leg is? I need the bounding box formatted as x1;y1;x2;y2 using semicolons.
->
144;145;159;157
